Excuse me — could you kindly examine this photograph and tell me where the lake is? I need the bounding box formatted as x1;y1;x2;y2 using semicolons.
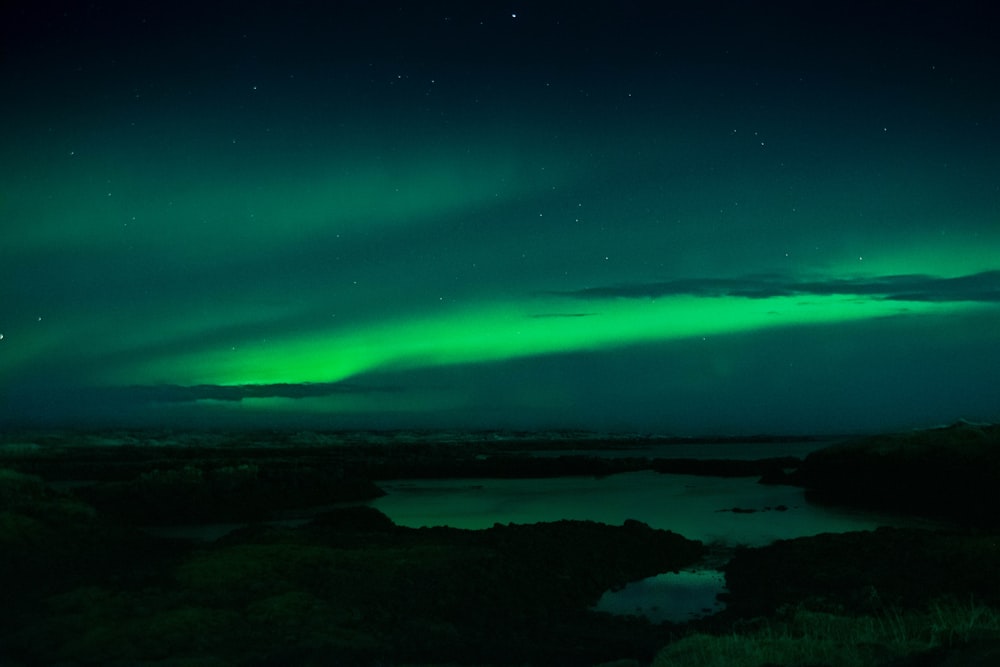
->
370;469;942;622
370;470;933;545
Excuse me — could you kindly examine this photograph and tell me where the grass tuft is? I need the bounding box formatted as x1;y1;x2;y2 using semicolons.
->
654;596;1000;667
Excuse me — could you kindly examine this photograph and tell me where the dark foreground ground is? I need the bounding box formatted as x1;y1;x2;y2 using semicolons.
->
2;423;999;666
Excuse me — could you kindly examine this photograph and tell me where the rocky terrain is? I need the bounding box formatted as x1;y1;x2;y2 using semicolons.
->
0;472;700;665
2;423;999;666
791;421;1000;525
673;421;1000;667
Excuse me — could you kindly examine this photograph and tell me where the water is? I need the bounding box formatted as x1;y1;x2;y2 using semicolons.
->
593;569;728;622
37;433;932;624
370;470;927;545
370;470;941;623
6;432;944;622
519;439;835;460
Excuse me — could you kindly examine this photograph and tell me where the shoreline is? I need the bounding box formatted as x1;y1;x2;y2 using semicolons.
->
2;423;998;665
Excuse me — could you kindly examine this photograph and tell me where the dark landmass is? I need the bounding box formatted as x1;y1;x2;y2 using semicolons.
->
791;421;1000;525
0;429;806;527
0;469;701;665
721;526;1000;618
3;423;1000;665
0;429;807;527
0;426;814;472
720;423;1000;604
687;421;1000;667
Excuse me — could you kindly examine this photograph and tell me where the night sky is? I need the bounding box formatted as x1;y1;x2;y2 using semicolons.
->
2;1;999;434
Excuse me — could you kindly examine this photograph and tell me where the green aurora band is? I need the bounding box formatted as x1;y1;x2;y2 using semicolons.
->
2;60;999;429
95;285;992;388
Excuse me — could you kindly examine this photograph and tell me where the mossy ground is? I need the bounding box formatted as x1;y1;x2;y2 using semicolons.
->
655;597;1000;667
4;425;1000;666
0;469;701;666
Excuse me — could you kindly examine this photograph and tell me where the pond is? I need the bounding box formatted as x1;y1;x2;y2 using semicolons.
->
371;470;942;622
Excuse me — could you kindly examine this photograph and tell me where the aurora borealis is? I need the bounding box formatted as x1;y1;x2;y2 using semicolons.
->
2;2;999;433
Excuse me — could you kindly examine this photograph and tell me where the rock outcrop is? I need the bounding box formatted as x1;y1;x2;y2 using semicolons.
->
791;422;1000;524
721;526;1000;618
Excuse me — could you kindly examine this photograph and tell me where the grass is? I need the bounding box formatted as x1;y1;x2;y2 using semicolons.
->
653;595;1000;667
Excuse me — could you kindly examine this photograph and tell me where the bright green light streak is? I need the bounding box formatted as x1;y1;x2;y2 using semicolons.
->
99;293;986;388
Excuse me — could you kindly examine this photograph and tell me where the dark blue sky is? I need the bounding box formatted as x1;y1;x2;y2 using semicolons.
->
2;1;999;433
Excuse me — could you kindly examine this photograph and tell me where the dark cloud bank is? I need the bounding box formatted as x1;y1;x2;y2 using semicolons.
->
127;271;998;406
549;271;1000;303
125;382;400;404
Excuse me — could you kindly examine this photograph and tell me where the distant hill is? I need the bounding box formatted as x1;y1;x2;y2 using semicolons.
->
792;421;1000;524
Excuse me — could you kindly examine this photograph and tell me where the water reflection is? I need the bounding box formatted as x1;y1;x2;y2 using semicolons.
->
372;470;943;624
593;569;728;623
371;470;936;545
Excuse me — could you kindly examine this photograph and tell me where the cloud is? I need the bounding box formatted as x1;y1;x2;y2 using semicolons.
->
125;382;401;404
548;270;1000;303
527;312;597;319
